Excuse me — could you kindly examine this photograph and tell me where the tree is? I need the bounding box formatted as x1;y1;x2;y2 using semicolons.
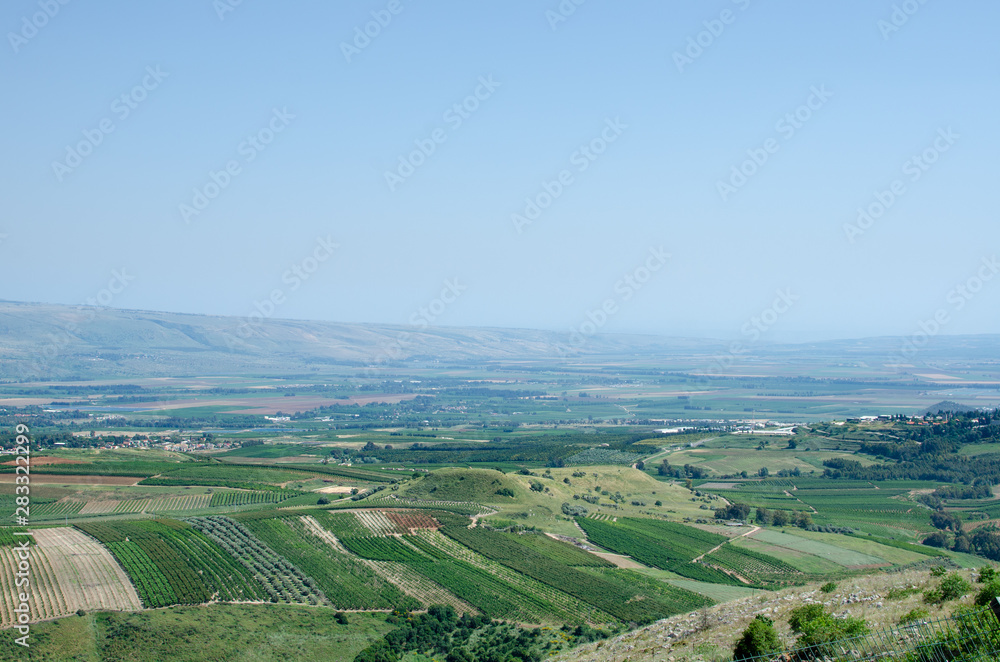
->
755;507;771;526
789;605;868;658
931;510;962;532
758;467;769;477
772;510;790;527
715;503;751;521
354;640;397;662
795;512;813;529
733;615;782;661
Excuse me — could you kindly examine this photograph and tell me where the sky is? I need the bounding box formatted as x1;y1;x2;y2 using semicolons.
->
1;0;998;344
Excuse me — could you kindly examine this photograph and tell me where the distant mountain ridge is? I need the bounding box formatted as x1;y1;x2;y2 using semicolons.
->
0;300;724;380
1;300;997;381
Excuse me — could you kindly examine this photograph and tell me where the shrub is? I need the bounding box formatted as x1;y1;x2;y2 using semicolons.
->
923;572;971;605
733;615;782;661
974;579;1000;606
335;612;349;625
978;566;997;584
788;605;825;632
820;582;837;594
494;488;515;498
899;607;929;625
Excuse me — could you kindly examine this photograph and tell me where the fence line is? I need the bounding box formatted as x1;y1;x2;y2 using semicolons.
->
741;599;1000;661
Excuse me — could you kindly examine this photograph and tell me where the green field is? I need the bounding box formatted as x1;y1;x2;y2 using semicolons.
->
749;529;888;567
0;604;393;661
77;519;269;607
664;447;877;477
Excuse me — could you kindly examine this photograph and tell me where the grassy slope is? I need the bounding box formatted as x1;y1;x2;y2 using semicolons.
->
398;466;707;535
0;605;392;661
555;566;991;662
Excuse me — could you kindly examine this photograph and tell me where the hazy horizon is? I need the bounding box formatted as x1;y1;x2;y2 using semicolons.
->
3;1;998;345
6;297;1000;350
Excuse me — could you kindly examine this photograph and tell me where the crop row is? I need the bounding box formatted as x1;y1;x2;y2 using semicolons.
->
596;568;713;614
208;490;294;507
704;544;800;585
0;461;175;477
355;510;403;535
236;514;403;610
105;541;177;608
158;464;317;485
78;519;269;608
577;518;746;586
188;516;323;605
445;526;691;623
0;527;28;548
339;536;428;562
404;532;588;623
615;518;727;551
312;511;371;539
112;495;212;514
26;500;84;518
507;532;612;568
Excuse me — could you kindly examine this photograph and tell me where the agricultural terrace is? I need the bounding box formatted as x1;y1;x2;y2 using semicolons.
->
0;527;140;627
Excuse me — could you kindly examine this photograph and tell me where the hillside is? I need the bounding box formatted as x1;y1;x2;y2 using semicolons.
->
3;300;1000;381
0;300;723;380
555;566;990;662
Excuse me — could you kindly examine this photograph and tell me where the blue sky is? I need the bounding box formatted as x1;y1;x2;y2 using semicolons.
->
1;0;997;343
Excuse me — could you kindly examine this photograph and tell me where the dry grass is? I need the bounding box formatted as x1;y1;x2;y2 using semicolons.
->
555;566;989;662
